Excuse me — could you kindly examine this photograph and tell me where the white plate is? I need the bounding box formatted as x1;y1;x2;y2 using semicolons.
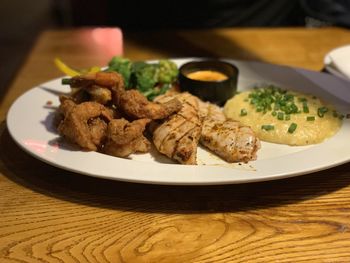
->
6;58;350;185
324;45;350;80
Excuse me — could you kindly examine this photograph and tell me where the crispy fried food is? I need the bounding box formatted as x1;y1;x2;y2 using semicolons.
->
103;118;151;157
199;101;260;163
152;92;202;165
65;72;123;104
68;71;124;89
85;85;112;104
118;89;182;120
68;71;182;120
57;100;113;151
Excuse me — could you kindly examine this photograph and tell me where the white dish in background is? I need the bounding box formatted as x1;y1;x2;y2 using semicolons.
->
324;45;350;80
6;58;350;185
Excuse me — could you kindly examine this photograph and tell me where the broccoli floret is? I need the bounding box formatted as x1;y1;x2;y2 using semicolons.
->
105;57;178;100
106;56;132;87
157;60;178;83
132;62;159;92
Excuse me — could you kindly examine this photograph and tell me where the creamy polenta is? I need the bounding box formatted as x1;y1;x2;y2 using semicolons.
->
223;86;343;146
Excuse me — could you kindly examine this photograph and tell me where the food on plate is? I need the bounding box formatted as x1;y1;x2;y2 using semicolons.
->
54;57;101;77
57;100;114;151
198;101;261;163
224;85;343;146
106;56;178;100
56;58;261;164
153;92;202;165
186;70;228;82
104;118;151;157
62;71;182;120
58;71;182;153
61;71;124;105
178;60;238;105
117;89;182;120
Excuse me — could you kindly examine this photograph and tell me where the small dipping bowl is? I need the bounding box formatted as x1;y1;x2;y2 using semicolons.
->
178;60;239;105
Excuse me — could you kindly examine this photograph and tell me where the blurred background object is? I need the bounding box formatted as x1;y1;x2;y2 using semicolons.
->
1;0;350;99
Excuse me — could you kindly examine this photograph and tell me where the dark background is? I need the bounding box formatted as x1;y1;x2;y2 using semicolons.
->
1;0;350;98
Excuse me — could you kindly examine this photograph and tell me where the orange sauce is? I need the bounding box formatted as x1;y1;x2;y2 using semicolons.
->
186;70;228;82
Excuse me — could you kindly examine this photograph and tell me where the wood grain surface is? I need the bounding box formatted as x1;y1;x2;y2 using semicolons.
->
1;27;350;263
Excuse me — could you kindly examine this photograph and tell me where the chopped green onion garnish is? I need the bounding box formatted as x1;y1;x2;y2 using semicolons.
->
277;112;284;120
240;108;248;116
288;123;297;133
306;116;315;121
61;78;71;85
285;114;291;121
271;111;277;116
303;105;309;113
261;124;275;131
317;106;329;117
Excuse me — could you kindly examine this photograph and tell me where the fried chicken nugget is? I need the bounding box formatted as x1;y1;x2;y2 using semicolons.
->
57;100;113;151
117;89;182;120
103;118;151;158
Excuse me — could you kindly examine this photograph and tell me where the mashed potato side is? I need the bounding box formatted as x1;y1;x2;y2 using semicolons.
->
223;87;342;146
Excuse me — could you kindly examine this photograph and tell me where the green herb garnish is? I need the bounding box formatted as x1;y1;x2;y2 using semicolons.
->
106;56;178;100
306;116;315;121
261;124;275;131
277;112;284;120
317;106;329;118
240;108;248;116
288;123;297;133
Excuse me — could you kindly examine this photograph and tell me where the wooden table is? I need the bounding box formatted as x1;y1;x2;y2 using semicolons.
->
1;27;350;262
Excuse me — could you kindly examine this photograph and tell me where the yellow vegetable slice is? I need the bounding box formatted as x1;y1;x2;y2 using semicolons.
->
54;58;80;77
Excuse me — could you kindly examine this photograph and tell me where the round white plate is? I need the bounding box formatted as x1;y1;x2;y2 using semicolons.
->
6;58;350;185
324;45;350;80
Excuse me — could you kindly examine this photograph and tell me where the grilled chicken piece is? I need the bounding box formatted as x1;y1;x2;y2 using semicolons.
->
103;118;151;158
199;101;260;163
153;92;202;164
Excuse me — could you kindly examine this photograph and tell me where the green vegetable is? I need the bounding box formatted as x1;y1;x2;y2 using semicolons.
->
303;104;309;113
317;106;329;118
61;78;71;85
132;61;159;92
306;116;315;121
240;108;248;116
261;124;274;131
277;112;284;120
106;56;179;100
248;85;301;120
107;56;132;87
288;123;297;133
158;60;178;83
302;101;309;113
